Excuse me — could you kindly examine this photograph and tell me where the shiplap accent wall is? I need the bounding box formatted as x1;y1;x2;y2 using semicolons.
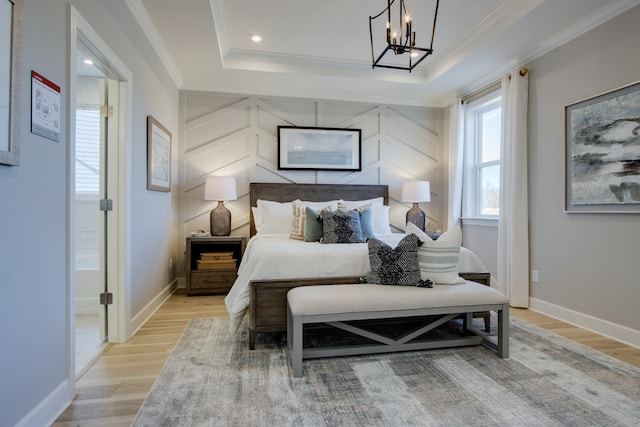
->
179;92;443;258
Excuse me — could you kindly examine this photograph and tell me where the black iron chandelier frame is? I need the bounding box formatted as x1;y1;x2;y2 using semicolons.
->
369;0;440;72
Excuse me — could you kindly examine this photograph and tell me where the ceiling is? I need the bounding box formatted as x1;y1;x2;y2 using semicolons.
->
129;0;639;107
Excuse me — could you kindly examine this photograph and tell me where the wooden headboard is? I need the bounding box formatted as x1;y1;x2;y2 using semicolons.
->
249;182;389;237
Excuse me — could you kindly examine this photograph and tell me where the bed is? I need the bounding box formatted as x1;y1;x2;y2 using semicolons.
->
223;183;491;345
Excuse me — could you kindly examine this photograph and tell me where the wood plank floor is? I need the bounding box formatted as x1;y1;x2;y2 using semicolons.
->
53;290;640;426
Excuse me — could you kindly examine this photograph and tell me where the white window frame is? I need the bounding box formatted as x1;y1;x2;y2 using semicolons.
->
462;89;502;223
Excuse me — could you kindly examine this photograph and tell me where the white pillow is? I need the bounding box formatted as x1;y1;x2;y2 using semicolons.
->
370;205;391;235
256;200;294;234
296;199;340;211
251;207;262;233
405;222;465;285
339;197;385;210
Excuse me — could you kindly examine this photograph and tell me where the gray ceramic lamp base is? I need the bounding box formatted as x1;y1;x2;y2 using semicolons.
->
210;201;231;236
406;203;426;231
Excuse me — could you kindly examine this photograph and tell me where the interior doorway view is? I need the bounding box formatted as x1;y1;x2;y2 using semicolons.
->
74;72;109;376
69;6;130;382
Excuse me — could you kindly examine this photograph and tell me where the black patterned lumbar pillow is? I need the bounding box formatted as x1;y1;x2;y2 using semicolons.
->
320;209;364;244
366;233;432;287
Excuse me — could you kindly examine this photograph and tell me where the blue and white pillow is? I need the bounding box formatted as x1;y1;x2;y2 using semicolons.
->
405;222;465;284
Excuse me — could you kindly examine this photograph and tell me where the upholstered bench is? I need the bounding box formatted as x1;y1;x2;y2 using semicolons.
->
287;282;509;377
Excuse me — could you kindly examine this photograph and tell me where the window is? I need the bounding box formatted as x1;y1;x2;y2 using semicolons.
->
75;107;101;194
463;90;502;218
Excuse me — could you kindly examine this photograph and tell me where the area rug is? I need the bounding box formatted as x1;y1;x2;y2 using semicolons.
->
132;317;640;426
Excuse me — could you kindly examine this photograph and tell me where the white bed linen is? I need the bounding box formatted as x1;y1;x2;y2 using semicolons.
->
224;233;404;334
224;233;489;335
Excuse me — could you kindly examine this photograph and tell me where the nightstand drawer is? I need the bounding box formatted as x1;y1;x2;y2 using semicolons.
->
190;270;237;291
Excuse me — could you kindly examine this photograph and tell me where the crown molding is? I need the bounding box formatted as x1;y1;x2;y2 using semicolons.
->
125;0;183;88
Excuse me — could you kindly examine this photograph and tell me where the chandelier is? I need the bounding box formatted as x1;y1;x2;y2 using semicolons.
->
369;0;440;72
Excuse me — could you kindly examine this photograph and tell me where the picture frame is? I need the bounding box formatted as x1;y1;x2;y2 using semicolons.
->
565;81;640;213
147;115;172;192
277;126;361;171
0;0;23;166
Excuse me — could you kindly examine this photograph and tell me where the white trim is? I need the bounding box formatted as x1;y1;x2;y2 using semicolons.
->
15;380;71;427
455;0;640;104
529;297;640;349
521;0;640;66
129;279;179;337
461;217;498;228
124;0;183;87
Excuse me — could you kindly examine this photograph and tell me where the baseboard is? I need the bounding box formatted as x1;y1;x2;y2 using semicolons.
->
129;278;179;338
529;297;640;349
15;379;72;427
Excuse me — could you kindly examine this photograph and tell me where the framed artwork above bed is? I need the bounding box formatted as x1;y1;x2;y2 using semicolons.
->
277;126;361;171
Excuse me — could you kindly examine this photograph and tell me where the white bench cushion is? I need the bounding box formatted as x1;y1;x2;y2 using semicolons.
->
287;281;508;316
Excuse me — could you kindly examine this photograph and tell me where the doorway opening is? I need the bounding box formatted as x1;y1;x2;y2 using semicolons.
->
70;6;131;379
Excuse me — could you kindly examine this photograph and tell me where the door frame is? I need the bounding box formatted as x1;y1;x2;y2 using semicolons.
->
68;5;133;386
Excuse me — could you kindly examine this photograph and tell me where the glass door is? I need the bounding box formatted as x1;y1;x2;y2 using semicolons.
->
74;70;109;376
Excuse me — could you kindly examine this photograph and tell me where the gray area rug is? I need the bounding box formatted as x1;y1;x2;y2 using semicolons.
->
132;317;640;426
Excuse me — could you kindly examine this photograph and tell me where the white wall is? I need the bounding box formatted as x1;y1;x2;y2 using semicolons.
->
178;93;445;273
0;1;179;425
527;5;640;335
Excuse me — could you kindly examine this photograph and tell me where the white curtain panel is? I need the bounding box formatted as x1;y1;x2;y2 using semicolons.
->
498;69;530;307
447;100;464;229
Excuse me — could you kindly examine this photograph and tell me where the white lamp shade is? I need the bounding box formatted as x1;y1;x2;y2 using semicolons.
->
401;181;431;203
204;176;237;201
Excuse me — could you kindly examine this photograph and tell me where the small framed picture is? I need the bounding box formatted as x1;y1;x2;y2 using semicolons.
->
277;126;361;171
147;116;172;192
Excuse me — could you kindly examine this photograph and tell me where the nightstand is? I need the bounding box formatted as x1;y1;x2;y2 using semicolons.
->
186;236;246;295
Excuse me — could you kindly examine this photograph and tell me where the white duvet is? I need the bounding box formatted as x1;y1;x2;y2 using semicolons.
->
224;233;489;335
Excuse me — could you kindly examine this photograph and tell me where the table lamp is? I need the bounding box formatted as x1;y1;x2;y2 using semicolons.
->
401;180;430;231
204;176;237;236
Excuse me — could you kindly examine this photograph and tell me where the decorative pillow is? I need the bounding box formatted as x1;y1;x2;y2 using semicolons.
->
257;200;294;234
365;233;431;287
406;222;465;285
290;201;334;240
304;207;326;242
370;205;392;235
320;209;364;244
358;207;376;240
337;202;375;240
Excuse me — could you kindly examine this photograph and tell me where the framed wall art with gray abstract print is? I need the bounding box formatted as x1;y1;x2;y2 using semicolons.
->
565;81;640;213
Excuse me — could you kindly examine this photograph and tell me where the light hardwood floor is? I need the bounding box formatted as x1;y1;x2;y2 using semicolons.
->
53;290;640;426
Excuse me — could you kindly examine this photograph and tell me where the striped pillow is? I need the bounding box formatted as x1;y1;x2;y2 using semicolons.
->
405;222;465;284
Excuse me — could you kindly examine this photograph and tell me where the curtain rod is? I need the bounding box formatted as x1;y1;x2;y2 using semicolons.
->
460;68;528;105
460;81;501;105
